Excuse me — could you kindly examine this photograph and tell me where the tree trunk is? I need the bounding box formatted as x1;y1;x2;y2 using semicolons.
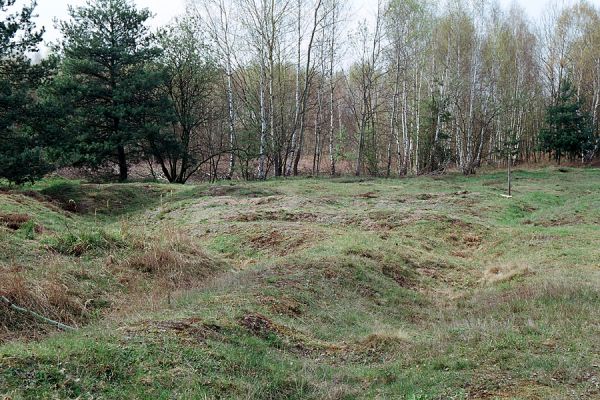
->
288;0;323;177
117;145;127;182
287;0;302;176
257;42;268;179
327;1;337;176
226;67;236;179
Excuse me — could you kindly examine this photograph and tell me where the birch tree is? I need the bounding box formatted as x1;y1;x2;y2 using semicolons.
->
196;0;239;178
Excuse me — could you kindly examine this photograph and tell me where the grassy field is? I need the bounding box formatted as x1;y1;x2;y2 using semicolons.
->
1;167;599;399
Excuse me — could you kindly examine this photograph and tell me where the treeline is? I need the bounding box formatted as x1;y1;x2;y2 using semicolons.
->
0;0;598;184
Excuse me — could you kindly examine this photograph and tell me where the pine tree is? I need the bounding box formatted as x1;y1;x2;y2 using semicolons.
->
52;0;169;181
539;78;592;164
0;0;52;184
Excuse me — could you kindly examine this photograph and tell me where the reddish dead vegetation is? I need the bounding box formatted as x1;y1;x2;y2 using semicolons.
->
15;189;47;203
258;295;304;317
451;250;471;259
248;229;311;256
0;213;35;231
239;312;311;343
250;230;286;249
356;191;379;199
444;218;489;254
240;313;279;338
345;211;410;232
382;264;414;288
344;211;455;233
0;270;85;340
416;193;436;200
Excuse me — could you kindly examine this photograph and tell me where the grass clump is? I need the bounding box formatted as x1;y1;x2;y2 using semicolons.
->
43;229;127;256
119;229;224;290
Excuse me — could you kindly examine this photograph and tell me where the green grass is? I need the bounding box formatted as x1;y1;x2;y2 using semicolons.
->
42;228;128;256
1;167;600;399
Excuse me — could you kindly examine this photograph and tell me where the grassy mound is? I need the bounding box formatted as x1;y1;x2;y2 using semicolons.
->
0;182;225;342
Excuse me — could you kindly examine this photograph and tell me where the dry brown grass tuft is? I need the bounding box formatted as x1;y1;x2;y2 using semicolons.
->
0;269;85;338
463;234;482;247
356;329;409;350
324;327;412;363
118;228;223;291
482;262;534;285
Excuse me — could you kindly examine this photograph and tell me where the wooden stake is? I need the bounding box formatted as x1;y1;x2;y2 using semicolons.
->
507;152;512;197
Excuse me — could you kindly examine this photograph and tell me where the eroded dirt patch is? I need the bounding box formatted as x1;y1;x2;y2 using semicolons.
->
247;227;316;256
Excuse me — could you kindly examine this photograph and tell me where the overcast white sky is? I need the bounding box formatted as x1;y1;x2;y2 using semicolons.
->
34;0;600;47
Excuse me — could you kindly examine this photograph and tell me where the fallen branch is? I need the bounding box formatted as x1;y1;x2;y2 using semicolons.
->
0;295;76;331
